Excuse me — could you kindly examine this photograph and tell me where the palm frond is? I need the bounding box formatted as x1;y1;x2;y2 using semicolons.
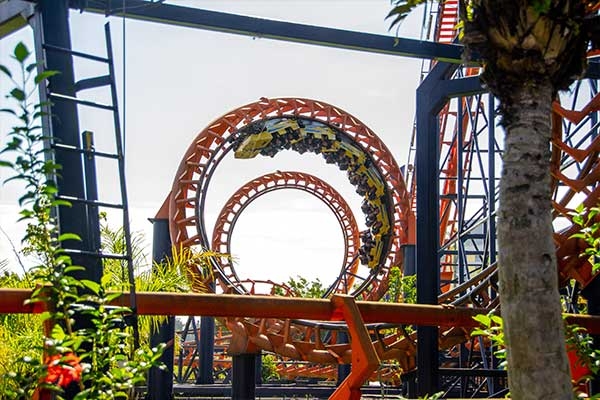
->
387;0;428;30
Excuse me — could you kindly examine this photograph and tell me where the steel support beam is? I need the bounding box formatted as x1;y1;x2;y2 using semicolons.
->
232;353;257;399
147;217;174;400
416;61;456;397
402;244;416;276
197;315;215;384
71;0;464;62
415;62;485;396
37;0;103;283
255;350;263;386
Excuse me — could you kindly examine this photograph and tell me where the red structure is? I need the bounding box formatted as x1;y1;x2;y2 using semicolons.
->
211;171;360;296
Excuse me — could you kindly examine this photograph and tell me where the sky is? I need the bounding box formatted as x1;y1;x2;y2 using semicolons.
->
0;1;426;288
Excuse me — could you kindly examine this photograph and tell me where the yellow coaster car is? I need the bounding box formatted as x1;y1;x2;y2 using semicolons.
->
234;131;274;159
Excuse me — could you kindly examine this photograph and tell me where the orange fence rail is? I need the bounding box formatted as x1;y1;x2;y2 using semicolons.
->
2;288;599;333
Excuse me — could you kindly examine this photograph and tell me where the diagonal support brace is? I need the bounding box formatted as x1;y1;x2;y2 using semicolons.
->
329;294;380;400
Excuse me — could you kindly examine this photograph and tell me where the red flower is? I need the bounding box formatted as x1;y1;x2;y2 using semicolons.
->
43;352;83;388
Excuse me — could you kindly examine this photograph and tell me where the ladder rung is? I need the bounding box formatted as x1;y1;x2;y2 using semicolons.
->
56;195;124;210
42;43;109;64
75;75;112;92
49;93;114;111
51;143;120;160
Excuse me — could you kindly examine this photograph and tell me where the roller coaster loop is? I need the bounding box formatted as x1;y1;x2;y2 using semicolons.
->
211;171;361;297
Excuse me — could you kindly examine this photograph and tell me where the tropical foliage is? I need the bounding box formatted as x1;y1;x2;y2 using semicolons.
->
571;204;600;275
274;275;326;298
383;266;416;304
0;41;216;399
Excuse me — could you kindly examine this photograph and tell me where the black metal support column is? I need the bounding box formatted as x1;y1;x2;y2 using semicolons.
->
415;61;464;396
232;353;258;399
402;244;416;276
81;131;102;264
37;0;102;282
415;62;483;396
488;95;497;266
147;218;174;400
416;62;451;397
255;350;263;386
197;302;215;383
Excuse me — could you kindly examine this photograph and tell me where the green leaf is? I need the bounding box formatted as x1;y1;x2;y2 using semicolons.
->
10;88;25;101
51;199;72;207
13;42;30;63
5;174;27;184
105;291;122;302
40;311;53;322
386;1;426;30
42;184;58;195
0;160;13;168
471;328;486;336
0;64;11;78
26;62;38;73
472;313;491;327
80;279;101;295
51;323;66;341
17;192;35;205
64;265;85;273
0;108;17;116
34;70;60;85
58;233;81;242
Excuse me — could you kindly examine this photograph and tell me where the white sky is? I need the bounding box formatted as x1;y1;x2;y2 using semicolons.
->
0;1;426;287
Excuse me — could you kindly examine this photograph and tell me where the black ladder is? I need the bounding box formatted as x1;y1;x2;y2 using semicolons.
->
36;23;139;344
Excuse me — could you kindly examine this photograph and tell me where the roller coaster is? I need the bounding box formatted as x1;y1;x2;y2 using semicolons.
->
167;84;600;396
0;1;599;399
162;1;600;397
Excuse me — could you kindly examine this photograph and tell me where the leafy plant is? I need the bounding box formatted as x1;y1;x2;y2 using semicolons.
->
472;311;600;396
261;353;280;381
386;0;427;30
471;312;507;368
0;42;164;399
384;266;416;303
564;320;600;385
0;264;43;383
274;275;325;298
570;204;600;274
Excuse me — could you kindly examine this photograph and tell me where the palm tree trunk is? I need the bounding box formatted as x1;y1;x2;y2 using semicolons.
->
497;80;572;399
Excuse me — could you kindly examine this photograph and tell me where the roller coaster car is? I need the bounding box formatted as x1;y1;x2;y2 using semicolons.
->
234;131;274;159
296;126;336;154
303;125;336;141
372;203;390;236
367;239;384;269
337;141;367;165
267;119;301;139
364;167;385;199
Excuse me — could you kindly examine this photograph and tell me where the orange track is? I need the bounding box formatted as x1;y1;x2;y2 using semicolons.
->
168;97;413;301
161;82;600;395
1;4;597;396
210;171;360;295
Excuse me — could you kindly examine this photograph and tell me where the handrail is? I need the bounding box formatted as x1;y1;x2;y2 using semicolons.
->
2;288;599;333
